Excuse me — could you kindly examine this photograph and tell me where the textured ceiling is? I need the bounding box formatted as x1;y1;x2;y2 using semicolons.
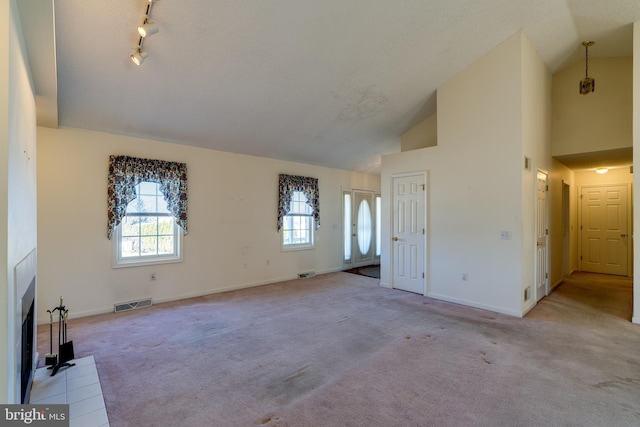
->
21;0;640;174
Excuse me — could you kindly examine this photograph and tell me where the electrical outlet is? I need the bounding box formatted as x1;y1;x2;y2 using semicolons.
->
150;272;156;281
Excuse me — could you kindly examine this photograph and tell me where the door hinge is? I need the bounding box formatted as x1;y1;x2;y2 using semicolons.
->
421;184;425;191
546;229;549;235
545;185;549;191
422;272;425;279
580;255;583;260
422;228;425;234
545;273;548;279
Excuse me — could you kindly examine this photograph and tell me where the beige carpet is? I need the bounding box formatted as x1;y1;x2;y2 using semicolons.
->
37;271;639;426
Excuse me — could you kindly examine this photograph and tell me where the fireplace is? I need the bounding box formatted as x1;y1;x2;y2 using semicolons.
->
20;277;35;404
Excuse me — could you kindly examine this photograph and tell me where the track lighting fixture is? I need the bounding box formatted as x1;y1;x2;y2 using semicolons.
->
130;49;148;66
131;0;159;66
138;22;159;38
579;41;595;95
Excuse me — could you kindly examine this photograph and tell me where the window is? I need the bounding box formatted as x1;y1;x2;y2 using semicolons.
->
277;174;319;250
281;191;314;250
343;191;352;262
114;182;182;267
375;194;381;258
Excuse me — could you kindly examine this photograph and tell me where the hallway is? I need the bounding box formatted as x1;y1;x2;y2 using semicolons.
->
530;271;634;324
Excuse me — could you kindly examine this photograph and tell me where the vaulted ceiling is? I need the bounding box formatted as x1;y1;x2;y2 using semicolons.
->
18;0;640;174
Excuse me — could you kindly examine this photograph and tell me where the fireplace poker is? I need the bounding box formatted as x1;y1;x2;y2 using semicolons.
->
50;296;75;376
44;310;57;366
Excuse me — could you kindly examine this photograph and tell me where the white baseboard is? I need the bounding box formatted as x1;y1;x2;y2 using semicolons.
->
38;268;346;324
427;292;524;318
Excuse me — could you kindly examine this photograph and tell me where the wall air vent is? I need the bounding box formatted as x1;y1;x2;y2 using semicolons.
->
298;271;316;279
114;298;152;313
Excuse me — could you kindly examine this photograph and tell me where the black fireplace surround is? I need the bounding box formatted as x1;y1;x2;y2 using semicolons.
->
21;277;35;404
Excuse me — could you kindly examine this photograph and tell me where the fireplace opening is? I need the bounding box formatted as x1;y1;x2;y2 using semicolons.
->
21;277;35;404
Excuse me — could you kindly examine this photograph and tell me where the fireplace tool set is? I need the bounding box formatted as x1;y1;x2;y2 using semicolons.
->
45;296;75;376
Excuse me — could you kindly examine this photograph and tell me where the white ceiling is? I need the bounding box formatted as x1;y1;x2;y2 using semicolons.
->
19;0;640;174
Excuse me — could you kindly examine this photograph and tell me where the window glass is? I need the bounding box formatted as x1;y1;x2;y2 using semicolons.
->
114;182;182;267
376;195;381;257
282;191;314;250
344;192;352;262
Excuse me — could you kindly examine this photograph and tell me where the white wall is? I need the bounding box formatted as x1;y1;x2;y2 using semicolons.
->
574;167;633;186
552;57;632;157
548;160;576;283
0;0;10;404
633;22;640;324
520;33;553;313
382;32;543;317
37;126;380;322
400;113;437;151
1;0;38;403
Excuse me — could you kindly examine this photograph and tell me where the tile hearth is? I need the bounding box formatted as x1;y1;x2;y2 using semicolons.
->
29;355;109;427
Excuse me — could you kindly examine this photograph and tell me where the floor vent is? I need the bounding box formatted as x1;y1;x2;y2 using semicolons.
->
298;271;316;279
114;298;152;313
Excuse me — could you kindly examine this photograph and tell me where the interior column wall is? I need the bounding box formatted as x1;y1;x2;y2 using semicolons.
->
0;0;11;404
2;0;38;403
633;22;640;324
382;32;526;316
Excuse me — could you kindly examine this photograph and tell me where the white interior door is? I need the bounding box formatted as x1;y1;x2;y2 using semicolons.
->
535;171;549;302
580;185;629;276
392;174;426;294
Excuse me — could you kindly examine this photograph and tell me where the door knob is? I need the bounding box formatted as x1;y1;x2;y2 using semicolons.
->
392;237;399;241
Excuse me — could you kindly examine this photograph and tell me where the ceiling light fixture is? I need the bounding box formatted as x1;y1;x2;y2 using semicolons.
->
131;0;159;66
138;22;159;38
130;49;148;66
579;41;595;95
595;167;608;174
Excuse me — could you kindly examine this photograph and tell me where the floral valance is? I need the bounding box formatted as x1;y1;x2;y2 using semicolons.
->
107;155;188;239
277;174;320;231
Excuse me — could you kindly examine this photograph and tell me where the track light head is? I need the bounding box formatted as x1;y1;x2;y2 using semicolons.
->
130;50;148;66
138;22;159;38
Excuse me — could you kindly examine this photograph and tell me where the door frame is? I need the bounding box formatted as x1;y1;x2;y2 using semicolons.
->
342;187;380;268
561;181;571;278
535;169;550;302
577;183;632;277
390;171;428;296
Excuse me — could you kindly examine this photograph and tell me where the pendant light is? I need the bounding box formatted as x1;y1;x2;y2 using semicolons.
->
579;41;595;95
